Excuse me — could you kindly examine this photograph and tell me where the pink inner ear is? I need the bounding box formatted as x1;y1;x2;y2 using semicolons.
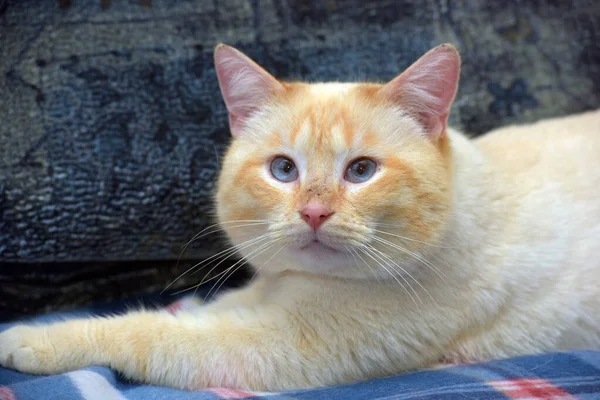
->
380;44;461;139
214;45;283;136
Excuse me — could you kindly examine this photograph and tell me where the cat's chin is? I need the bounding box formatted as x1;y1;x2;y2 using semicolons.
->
285;240;352;273
290;239;349;260
270;241;377;279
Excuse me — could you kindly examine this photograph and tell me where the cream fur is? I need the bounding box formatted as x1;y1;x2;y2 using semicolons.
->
1;47;599;392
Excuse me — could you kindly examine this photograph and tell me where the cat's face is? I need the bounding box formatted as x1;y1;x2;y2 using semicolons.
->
214;44;460;280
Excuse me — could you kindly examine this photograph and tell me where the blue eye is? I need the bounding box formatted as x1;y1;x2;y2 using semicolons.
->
345;158;377;183
270;156;298;182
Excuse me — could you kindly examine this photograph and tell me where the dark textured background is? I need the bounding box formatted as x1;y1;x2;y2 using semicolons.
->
1;0;599;319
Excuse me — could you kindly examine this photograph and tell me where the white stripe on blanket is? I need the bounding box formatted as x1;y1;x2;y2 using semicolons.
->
68;370;128;400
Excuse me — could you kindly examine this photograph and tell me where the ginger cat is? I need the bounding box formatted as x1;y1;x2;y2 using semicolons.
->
1;44;600;391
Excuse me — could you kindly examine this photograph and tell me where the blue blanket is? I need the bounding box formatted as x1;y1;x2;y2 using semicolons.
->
2;295;600;400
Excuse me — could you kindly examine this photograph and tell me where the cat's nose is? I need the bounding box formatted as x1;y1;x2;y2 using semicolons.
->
300;202;334;231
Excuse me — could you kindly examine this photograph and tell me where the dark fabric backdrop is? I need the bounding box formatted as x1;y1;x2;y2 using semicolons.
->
1;0;599;318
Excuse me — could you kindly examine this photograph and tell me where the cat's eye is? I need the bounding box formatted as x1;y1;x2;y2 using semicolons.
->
270;156;298;182
345;158;377;183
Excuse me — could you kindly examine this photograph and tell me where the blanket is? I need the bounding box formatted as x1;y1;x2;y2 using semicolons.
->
1;296;600;399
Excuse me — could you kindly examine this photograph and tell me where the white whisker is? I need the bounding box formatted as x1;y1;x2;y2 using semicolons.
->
183;220;269;248
206;238;283;300
367;245;438;305
171;236;279;296
193;232;278;284
187;222;270;244
171;219;269;290
164;232;276;294
352;241;421;311
371;235;450;287
346;245;381;284
371;227;455;249
361;244;422;308
251;243;289;283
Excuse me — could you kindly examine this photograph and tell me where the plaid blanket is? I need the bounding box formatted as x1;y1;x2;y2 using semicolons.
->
2;296;600;400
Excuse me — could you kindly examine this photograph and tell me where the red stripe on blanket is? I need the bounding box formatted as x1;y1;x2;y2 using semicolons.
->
207;388;258;399
489;378;574;399
0;386;17;400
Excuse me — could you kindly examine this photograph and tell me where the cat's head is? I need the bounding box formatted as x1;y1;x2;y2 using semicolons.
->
214;44;460;280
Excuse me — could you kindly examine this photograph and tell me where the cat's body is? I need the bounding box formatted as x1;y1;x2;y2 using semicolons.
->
443;113;600;359
1;44;599;391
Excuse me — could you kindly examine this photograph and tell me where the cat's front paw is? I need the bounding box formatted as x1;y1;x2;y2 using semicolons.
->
0;325;70;375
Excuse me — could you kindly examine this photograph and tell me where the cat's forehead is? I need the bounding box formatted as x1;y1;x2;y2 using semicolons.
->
280;82;379;154
307;82;357;97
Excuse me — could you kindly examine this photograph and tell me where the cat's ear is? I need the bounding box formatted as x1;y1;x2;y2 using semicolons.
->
380;44;461;140
214;44;284;137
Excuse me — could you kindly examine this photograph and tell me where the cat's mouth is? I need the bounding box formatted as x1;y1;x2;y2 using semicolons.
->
297;239;340;253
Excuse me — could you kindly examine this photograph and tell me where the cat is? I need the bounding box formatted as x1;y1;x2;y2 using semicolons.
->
1;43;600;391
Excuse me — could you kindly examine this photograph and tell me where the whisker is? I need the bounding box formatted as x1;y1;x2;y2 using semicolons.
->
352;241;421;311
346;245;381;284
371;235;450;287
367;244;438;305
186;222;270;244
163;232;276;294
195;233;279;276
183;220;269;248
359;243;422;307
189;236;280;291
171;219;269;289
371;227;455;249
171;265;235;296
343;245;366;279
191;232;279;287
342;245;354;267
170;237;278;296
205;239;283;300
250;243;289;283
375;236;449;283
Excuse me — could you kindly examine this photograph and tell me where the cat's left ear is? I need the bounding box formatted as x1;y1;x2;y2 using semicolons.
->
214;44;285;137
380;44;461;140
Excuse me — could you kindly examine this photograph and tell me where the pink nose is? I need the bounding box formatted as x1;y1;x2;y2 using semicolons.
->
300;202;333;231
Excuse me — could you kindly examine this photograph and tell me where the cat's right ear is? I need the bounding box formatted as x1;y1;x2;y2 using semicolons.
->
214;44;284;137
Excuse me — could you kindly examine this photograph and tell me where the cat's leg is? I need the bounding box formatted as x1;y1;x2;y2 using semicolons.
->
0;304;331;391
0;276;439;391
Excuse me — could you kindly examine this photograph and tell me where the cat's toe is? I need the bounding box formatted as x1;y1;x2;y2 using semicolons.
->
165;297;205;315
0;325;62;374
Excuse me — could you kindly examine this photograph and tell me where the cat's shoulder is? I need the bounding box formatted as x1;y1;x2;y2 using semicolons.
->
467;109;600;186
476;109;600;143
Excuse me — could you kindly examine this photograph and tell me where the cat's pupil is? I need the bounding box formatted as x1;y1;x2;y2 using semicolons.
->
282;161;292;173
355;162;366;175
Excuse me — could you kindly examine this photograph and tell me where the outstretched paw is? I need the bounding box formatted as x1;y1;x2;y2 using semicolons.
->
0;325;64;374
